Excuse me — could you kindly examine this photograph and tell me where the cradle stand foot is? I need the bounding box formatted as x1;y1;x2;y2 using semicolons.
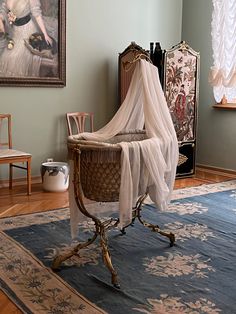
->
51;233;98;270
158;229;175;246
113;282;121;289
120;228;126;235
168;232;175;247
51;255;66;270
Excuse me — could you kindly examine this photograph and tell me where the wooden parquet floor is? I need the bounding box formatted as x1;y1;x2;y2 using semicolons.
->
0;175;229;313
0;183;69;219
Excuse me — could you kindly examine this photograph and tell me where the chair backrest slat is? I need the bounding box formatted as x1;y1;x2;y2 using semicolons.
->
0;113;12;149
66;112;94;136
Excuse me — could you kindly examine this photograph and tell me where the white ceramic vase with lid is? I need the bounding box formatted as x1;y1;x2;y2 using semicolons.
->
41;161;69;192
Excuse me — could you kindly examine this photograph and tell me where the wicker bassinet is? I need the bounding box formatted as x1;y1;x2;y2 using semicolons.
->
68;129;147;202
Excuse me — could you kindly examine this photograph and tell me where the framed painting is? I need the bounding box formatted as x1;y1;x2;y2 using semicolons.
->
0;0;66;87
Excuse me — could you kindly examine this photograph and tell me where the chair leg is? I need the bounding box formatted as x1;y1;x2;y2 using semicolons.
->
27;159;31;195
9;163;13;189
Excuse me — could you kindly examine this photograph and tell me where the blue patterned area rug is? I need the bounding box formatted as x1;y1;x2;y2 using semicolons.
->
0;180;236;314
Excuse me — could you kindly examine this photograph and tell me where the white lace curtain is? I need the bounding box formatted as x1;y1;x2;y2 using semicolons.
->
209;0;236;103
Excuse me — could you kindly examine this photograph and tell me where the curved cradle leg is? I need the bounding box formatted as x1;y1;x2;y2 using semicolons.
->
100;227;120;289
122;194;176;247
52;221;120;288
52;148;120;287
120;193;148;234
142;222;176;247
135;198;175;246
51;232;98;270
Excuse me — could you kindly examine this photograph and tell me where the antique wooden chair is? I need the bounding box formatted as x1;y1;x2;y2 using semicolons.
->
0;114;32;195
66;112;94;136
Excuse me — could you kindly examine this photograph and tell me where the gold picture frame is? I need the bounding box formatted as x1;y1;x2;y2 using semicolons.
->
0;0;66;87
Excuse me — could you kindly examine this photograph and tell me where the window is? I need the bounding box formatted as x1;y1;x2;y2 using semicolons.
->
209;0;236;104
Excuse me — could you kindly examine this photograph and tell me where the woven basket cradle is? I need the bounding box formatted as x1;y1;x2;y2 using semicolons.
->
68;130;147;202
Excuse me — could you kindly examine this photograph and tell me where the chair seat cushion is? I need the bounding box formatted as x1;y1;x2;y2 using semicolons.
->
0;149;31;158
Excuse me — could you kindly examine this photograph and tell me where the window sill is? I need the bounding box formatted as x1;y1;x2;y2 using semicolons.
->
213;103;236;110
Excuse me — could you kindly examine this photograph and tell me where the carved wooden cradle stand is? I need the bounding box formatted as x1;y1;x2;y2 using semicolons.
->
52;130;175;288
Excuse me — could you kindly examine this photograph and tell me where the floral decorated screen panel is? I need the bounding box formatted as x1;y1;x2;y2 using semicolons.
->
164;43;200;142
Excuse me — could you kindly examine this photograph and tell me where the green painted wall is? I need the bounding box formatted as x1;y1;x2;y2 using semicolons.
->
0;0;182;180
182;0;236;171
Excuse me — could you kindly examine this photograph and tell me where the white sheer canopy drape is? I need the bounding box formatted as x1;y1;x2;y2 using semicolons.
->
209;0;236;103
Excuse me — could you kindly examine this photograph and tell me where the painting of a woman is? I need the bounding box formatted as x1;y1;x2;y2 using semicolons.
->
0;0;58;78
